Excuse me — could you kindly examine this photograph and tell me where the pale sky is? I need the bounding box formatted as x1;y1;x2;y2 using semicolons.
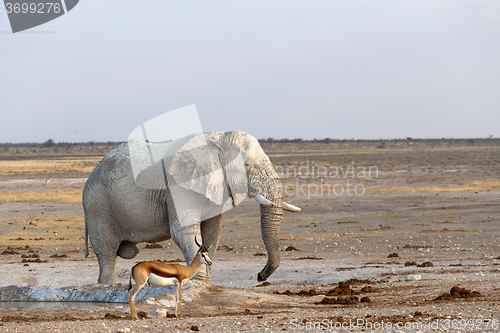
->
1;1;499;143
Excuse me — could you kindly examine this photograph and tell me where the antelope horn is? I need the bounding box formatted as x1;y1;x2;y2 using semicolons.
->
254;194;275;206
283;201;301;212
194;236;201;247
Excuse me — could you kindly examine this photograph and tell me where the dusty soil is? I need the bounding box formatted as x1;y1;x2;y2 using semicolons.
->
0;159;499;332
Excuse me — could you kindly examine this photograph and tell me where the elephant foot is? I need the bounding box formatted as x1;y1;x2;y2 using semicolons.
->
192;273;210;285
96;255;118;286
192;264;211;284
97;271;116;286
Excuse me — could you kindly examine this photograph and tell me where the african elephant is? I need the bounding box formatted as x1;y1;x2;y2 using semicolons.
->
83;131;300;285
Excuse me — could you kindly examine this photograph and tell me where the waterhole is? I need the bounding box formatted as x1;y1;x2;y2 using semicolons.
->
0;301;125;308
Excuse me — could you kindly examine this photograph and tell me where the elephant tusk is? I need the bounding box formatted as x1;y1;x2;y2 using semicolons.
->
254;195;275;207
283;201;301;212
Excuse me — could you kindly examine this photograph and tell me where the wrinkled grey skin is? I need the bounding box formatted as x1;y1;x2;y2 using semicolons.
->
83;131;287;285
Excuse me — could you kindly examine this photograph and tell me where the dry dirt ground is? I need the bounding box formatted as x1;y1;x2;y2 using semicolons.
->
0;161;499;332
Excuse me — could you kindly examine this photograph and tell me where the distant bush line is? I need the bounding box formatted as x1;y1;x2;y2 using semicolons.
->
1;137;499;146
257;137;500;145
0;140;125;148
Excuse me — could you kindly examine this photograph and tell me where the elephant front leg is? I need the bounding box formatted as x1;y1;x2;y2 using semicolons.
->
170;223;205;281
199;215;222;282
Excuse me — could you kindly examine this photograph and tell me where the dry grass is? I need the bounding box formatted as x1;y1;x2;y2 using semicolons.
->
0;181;496;204
0;157;101;175
0;212;85;247
267;146;500;167
366;181;500;194
0;143;117;158
280;180;500;197
368;211;433;216
0;190;82;203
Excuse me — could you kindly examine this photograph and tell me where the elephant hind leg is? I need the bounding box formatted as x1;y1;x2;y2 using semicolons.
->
97;252;117;285
117;241;139;259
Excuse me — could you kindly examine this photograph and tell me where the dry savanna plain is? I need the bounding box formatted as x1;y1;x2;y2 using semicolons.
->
1;139;500;332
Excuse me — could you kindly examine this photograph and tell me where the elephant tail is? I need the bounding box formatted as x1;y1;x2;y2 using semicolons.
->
85;224;89;258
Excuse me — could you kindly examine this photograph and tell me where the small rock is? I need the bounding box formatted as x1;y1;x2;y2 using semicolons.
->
405;274;421;281
1;250;20;255
149;308;167;318
361;286;374;293
144;243;163;249
137;311;149;319
104;313;122;319
417;261;434;267
114;329;130;333
318;296;359;305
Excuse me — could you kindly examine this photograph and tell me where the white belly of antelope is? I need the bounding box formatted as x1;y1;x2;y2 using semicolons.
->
147;273;178;287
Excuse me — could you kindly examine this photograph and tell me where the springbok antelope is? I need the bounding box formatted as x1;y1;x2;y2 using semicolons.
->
45;177;52;185
128;237;212;320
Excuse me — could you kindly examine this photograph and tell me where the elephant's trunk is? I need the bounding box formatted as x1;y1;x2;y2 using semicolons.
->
256;174;283;282
258;204;283;281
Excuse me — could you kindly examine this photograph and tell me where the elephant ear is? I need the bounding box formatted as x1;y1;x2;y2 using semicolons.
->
168;134;226;206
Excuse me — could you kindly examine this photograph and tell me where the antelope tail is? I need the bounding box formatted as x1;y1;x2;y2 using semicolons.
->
129;267;133;290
